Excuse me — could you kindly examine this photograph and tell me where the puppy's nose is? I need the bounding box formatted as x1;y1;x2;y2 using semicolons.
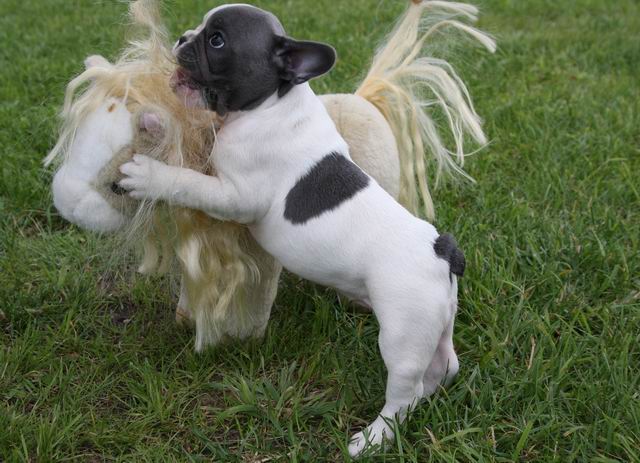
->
173;35;189;55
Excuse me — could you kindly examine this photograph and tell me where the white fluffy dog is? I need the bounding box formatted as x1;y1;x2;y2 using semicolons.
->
118;3;475;456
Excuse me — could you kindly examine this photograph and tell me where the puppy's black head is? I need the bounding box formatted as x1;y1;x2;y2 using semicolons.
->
173;4;336;116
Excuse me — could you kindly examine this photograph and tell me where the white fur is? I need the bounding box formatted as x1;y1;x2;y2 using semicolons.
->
120;83;460;456
52;99;132;232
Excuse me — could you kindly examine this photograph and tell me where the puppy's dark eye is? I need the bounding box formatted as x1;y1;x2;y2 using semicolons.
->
209;32;225;49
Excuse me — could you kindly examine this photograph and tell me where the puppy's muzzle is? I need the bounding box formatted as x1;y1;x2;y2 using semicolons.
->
176;44;198;65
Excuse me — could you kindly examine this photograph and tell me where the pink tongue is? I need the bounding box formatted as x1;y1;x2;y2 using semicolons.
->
169;68;206;109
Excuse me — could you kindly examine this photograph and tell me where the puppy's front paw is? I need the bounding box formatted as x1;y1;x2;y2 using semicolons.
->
119;154;171;201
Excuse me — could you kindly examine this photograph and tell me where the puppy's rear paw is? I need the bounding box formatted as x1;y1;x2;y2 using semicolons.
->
348;431;367;458
348;419;391;458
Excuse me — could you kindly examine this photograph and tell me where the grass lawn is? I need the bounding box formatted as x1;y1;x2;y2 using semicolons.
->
1;0;639;461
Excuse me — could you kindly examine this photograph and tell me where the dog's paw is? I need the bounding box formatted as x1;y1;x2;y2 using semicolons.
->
348;418;392;458
119;154;172;201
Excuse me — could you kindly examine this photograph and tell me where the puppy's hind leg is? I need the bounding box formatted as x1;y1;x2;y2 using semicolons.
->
422;315;459;397
348;286;447;457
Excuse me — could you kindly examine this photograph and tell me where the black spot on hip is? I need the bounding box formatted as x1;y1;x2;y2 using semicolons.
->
434;233;466;279
284;152;370;225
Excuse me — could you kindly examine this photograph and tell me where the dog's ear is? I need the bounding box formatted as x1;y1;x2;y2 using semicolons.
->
274;37;336;90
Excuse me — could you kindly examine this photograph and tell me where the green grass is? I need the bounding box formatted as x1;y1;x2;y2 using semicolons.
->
1;0;639;461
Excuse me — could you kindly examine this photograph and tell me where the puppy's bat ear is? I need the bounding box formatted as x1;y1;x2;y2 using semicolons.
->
274;37;336;89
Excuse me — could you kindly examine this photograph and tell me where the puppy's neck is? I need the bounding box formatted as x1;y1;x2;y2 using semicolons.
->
222;83;314;125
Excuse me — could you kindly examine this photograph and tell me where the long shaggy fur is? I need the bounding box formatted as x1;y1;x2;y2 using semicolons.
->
46;0;259;350
356;0;495;219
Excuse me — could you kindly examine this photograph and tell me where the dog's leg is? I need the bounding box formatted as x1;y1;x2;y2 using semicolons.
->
422;316;459;396
348;287;447;457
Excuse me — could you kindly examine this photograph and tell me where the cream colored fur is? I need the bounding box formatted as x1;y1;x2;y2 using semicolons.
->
46;0;261;350
321;94;400;198
356;0;495;219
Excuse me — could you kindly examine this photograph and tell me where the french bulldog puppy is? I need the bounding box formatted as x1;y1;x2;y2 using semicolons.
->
120;4;465;456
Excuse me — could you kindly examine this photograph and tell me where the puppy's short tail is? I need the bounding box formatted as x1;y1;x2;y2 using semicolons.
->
356;0;495;219
434;233;465;278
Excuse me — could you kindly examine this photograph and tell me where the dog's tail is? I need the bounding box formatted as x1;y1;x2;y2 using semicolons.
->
356;0;495;219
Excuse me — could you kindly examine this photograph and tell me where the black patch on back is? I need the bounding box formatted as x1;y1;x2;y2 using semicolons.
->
284;153;370;225
434;233;466;279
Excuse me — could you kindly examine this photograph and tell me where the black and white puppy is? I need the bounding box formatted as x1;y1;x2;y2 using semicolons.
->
120;4;464;456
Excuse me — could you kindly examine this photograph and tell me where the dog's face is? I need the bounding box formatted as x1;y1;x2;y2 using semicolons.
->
172;4;336;115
